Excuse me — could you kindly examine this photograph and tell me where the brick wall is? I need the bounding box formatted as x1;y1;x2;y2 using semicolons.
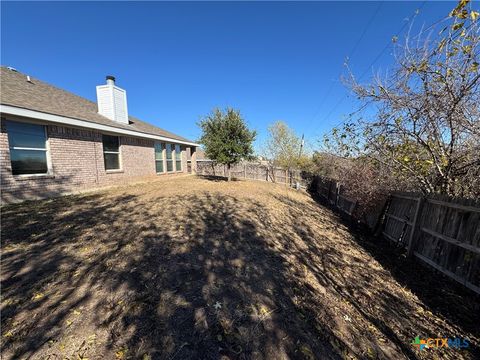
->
1;118;191;203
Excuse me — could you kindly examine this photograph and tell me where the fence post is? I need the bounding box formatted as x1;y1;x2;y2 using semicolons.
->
329;181;334;204
266;167;269;181
244;164;247;179
285;169;288;185
406;196;425;257
328;181;333;204
349;200;357;216
373;196;392;237
335;183;340;207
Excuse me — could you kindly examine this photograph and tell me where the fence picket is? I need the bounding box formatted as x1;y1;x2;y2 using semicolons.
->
406;196;423;257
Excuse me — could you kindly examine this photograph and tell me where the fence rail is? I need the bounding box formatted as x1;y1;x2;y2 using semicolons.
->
310;176;358;216
381;193;480;294
196;160;310;188
306;175;480;295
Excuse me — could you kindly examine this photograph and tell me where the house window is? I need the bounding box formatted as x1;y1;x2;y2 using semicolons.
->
6;120;49;175
175;144;182;171
102;135;120;170
166;143;174;172
155;142;165;173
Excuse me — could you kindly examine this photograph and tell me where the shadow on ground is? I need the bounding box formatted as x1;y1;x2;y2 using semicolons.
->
298;192;480;358
197;175;242;182
1;177;479;360
1;189;341;359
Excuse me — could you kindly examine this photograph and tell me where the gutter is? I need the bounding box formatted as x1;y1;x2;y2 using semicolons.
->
0;104;200;147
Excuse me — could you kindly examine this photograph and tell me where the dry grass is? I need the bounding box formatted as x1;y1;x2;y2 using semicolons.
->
1;175;479;360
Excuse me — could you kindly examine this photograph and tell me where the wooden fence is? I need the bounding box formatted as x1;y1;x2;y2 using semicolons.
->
311;176;358;216
382;193;480;294
307;176;480;294
196;160;310;188
196;165;480;294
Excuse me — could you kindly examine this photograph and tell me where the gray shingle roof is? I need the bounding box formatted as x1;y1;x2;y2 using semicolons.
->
0;66;194;144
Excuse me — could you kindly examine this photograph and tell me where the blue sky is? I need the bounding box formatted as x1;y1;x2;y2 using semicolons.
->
1;1;456;152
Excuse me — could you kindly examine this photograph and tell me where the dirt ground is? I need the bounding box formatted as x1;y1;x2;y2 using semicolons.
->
1;175;479;360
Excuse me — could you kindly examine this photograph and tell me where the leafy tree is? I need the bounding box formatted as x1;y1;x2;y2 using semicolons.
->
198;107;256;181
265;121;305;170
325;0;480;198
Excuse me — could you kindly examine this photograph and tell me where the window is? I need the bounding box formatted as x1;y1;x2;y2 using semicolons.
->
175;144;182;171
6;121;49;175
155;142;165;173
166;143;174;172
102;135;120;170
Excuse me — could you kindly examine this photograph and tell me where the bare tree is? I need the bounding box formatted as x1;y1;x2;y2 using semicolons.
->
325;1;480;198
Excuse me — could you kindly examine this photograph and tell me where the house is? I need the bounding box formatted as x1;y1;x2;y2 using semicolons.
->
0;66;198;203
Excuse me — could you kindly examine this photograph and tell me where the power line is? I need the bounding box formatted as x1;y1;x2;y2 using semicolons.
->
358;1;427;81
303;1;384;135
347;1;385;60
312;1;428;138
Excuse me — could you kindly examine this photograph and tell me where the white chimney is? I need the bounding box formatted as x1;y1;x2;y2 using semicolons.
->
96;75;129;124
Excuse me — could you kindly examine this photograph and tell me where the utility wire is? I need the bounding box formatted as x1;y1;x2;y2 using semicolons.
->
303;1;384;135
347;1;385;60
313;0;428;138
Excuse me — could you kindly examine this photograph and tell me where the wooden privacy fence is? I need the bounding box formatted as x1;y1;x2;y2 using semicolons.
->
311;176;358;216
307;176;480;294
382;193;480;294
196;160;310;188
196;166;480;294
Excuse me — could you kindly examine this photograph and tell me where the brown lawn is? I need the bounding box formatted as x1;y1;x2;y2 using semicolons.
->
1;176;479;360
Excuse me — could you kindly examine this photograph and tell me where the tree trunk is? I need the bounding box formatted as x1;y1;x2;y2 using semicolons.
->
227;164;232;181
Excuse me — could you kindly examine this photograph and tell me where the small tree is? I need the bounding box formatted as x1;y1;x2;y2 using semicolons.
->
198;107;256;181
265;121;303;170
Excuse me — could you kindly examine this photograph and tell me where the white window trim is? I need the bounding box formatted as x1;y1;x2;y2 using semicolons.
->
102;135;122;172
154;142;166;174
7;122;53;177
165;143;175;173
9;146;47;151
174;144;182;172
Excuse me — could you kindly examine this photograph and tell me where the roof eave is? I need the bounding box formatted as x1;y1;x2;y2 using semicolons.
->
0;104;200;147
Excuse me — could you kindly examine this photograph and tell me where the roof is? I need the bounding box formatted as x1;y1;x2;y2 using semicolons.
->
0;66;195;144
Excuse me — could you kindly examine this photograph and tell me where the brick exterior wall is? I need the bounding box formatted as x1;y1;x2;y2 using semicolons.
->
1;117;192;203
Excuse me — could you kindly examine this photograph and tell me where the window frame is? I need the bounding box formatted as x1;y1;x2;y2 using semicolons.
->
165;143;174;172
102;134;122;171
6;119;52;176
175;144;182;172
154;141;166;174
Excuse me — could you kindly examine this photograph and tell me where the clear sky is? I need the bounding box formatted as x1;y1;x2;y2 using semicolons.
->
1;1;456;152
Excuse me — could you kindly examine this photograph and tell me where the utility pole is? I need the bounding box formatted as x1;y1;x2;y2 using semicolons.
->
298;133;305;157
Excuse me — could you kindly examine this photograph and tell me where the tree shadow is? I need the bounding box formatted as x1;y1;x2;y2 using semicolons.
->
2;181;478;360
1;164;95;204
2;187;344;359
275;192;480;359
197;175;242;182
